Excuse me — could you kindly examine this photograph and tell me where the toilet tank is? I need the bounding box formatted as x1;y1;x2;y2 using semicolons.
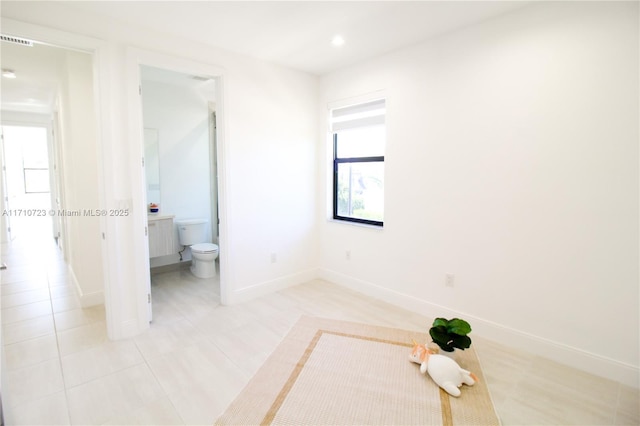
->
176;219;208;246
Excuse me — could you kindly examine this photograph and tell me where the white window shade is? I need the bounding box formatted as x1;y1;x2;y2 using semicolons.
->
331;99;385;132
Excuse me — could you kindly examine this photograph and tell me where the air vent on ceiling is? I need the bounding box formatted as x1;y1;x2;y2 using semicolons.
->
0;35;33;47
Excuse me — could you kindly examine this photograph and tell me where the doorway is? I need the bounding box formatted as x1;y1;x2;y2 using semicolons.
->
136;62;224;322
0;31;106;327
0;124;53;241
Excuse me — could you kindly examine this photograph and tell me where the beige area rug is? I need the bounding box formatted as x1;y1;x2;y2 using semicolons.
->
215;316;500;426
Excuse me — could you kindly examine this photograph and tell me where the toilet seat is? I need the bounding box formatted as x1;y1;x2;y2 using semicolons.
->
191;243;219;254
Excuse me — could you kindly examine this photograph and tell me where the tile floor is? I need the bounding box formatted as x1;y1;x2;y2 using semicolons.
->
1;229;639;425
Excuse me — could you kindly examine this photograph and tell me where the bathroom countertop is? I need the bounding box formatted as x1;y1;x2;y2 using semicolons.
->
148;214;175;221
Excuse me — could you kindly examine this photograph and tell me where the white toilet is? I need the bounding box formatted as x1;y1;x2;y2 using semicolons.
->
176;219;219;278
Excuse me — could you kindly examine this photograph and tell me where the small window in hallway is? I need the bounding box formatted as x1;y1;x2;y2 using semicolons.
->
3;126;50;193
23;131;51;193
1;125;52;239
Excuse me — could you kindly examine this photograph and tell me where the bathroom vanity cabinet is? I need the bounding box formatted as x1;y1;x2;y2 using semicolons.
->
148;215;175;258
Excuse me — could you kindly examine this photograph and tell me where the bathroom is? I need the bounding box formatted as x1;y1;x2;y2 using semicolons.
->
141;65;220;314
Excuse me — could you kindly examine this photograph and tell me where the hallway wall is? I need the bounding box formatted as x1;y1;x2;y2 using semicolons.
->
56;50;104;307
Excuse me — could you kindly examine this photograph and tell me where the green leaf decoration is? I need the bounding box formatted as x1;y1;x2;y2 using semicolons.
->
447;318;471;336
429;317;472;351
451;334;472;349
432;318;449;328
429;325;448;342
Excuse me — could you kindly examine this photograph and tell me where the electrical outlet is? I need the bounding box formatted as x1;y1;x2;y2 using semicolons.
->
445;274;455;287
271;252;277;263
345;250;351;260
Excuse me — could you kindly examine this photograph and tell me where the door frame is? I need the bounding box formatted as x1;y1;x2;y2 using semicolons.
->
0;117;56;243
209;108;220;246
126;47;231;327
0;17;124;338
0;127;12;243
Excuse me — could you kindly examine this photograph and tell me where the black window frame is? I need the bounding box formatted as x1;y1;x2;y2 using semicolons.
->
332;133;384;227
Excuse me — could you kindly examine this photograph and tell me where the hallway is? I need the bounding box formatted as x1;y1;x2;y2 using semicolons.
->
1;220;105;423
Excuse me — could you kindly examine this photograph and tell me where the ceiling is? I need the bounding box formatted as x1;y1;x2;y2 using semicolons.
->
0;1;531;114
67;1;531;75
0;41;68;114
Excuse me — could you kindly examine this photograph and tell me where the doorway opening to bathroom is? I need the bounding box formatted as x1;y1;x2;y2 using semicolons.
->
137;62;226;324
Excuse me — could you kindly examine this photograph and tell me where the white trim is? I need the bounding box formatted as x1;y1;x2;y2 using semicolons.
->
332;116;385;132
68;265;81;298
78;290;105;308
327;90;387;112
227;268;320;305
124;50;153;328
331;98;386;132
0;112;51;125
319;267;640;388
66;265;103;307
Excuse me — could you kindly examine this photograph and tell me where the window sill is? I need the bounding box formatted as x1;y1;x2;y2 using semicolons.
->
327;217;384;230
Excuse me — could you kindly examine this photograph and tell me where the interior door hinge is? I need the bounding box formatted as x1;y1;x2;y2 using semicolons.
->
142;157;145;167
139;85;142;95
144;226;148;236
148;293;151;303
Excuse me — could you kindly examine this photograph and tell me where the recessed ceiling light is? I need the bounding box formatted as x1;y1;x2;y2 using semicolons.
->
331;35;345;47
2;69;16;79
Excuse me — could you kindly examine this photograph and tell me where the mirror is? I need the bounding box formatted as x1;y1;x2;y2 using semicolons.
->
144;128;160;207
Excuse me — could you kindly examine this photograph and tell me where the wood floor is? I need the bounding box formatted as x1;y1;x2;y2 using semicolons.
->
2;233;638;425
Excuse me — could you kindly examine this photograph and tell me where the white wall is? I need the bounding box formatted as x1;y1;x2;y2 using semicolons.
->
319;1;639;385
57;50;104;306
0;135;7;243
225;61;319;295
141;79;212;267
1;2;319;337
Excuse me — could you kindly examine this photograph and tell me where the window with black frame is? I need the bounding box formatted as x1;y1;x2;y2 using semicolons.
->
331;99;385;226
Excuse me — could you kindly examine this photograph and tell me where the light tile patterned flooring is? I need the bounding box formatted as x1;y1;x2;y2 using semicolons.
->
1;232;639;425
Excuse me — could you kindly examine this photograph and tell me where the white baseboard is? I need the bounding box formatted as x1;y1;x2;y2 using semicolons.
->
319;268;640;389
67;265;104;307
228;268;320;305
79;290;105;307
